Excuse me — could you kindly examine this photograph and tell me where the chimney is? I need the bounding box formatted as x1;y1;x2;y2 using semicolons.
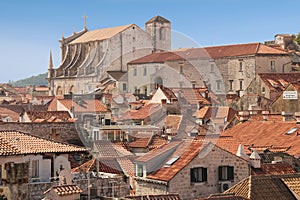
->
262;110;269;121
282;111;293;122
294;112;300;124
236;144;249;160
238;111;250;122
250;149;261;168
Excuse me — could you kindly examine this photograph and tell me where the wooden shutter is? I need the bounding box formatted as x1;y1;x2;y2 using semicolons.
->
202;168;207;182
228;166;234;180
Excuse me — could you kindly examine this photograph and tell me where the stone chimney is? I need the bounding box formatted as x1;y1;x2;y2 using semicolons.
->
282;111;293;122
294;112;300;124
262;110;269;121
250;149;261;169
238;111;250;122
236;144;249;160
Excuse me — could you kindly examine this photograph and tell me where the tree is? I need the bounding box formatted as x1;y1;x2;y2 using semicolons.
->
295;32;300;45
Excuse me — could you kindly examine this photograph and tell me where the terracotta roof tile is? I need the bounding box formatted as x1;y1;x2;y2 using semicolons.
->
129;43;287;64
225;174;300;199
251;163;297;175
71;158;95;173
45;185;83;196
26;111;72;122
222;121;300;156
0;107;20;122
172;88;211;105
281;177;300;197
59;99;108;113
127;194;180;200
0;130;86;155
120;103;162;121
70;24;133;44
146;140;208;182
117;157;135;176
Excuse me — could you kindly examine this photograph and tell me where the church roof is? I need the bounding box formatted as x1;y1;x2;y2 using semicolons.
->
70;24;134;44
145;15;170;24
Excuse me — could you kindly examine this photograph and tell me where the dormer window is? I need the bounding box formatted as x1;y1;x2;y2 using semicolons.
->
136;164;144;177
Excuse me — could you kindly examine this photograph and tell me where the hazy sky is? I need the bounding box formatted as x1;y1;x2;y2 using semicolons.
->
0;0;299;83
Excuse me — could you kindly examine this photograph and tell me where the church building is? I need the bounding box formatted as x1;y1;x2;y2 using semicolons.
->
48;16;171;95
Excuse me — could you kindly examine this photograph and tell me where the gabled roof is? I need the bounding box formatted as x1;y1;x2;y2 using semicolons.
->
258;73;300;101
129;43;288;64
0;107;20;122
120;103;162;121
145;15;170;24
172;88;211;105
224;174;300;199
0;130;86;156
59;99;108;113
222;121;300;156
127;194;180;200
94;140;133;158
70;24;134;44
146;139;207;182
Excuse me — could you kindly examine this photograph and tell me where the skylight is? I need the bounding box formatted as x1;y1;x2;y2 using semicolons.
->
165;156;179;167
286;127;298;135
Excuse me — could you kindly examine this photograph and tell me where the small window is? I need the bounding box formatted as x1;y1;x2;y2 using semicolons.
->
262;87;265;93
218;166;234;181
229;80;233;91
210;64;214;72
271;61;275;71
133;68;137;76
143;67;147;76
239;62;243;72
179;65;183;74
123;83;127;92
136;164;143;177
216;80;221;91
239;80;243;91
191;167;207;183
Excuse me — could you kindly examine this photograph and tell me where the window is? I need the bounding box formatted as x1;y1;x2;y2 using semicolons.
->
271;61;275;71
133;68;137;76
122;83;127;92
93;130;99;140
239;62;243;72
229;80;233;91
239;80;243;91
143;67;147;76
262;87;265;93
136;164;143;177
216;80;221;91
159;28;164;40
210;64;214;72
179;65;183;74
191;167;207;183
218;166;234;181
32;160;39;178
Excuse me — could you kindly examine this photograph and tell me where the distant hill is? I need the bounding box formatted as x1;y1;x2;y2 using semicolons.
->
11;73;48;87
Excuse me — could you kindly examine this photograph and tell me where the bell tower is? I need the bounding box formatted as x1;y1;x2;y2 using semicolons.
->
145;15;171;52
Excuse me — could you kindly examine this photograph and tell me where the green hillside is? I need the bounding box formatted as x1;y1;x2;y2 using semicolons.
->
11;73;48;87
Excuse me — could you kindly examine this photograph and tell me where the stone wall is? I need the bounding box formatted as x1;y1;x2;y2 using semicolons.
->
0;122;83;146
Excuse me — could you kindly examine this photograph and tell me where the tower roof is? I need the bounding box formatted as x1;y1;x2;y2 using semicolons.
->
48;50;53;70
145;15;170;24
250;149;261;159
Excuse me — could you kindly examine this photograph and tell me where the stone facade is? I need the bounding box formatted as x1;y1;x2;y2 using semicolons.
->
135;144;249;200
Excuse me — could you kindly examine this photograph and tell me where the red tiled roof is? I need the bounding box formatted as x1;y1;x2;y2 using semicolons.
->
0;130;87;156
258;73;300;101
127;194;180;200
146;140;208;182
71;158;96;173
44;185;83;196
58;99;108;113
26;111;72;122
129;43;287;64
172;88;211;105
251;163;296;176
0;107;20;122
120;103;162;121
222;121;300;156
